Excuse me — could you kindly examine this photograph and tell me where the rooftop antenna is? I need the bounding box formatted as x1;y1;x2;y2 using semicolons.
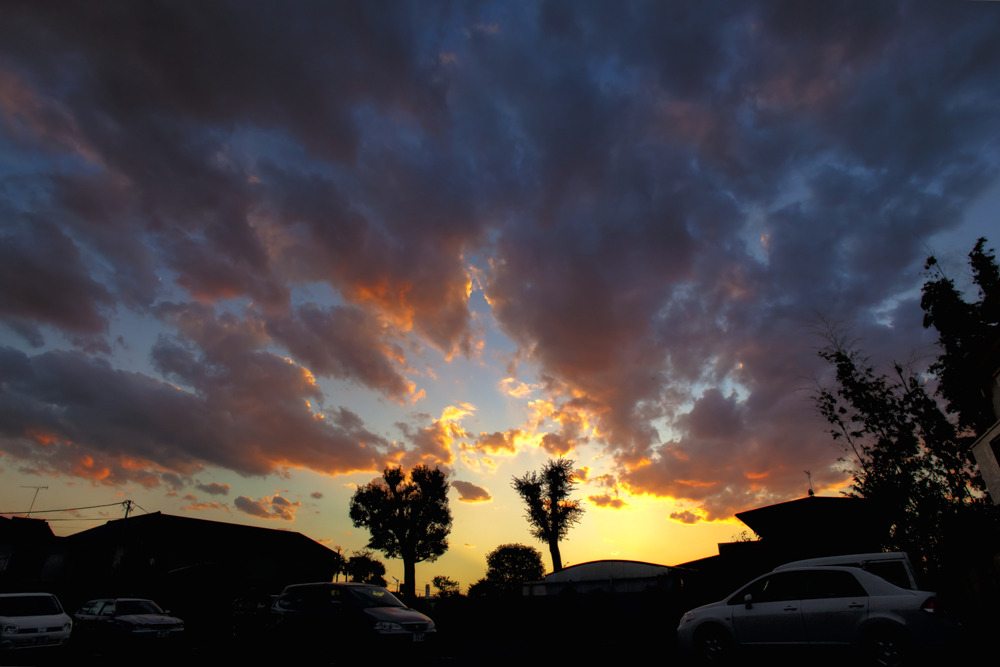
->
21;486;48;517
804;470;814;497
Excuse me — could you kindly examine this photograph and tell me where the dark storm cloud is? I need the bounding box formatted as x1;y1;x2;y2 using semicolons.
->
196;482;230;496
0;218;111;344
452;480;492;503
264;303;413;399
0;341;389;482
1;0;999;520
234;494;301;521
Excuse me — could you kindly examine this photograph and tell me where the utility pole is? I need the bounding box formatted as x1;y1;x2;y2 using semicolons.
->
123;499;133;519
21;486;48;517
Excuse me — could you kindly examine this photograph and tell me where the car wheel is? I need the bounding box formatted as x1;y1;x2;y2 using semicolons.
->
693;625;733;664
865;627;909;667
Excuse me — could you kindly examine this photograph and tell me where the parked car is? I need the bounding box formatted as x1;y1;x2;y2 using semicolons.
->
72;598;183;649
676;566;957;665
271;582;435;648
0;592;72;651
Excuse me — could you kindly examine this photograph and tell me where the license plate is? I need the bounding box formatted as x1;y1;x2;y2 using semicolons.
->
412;632;425;642
158;630;169;638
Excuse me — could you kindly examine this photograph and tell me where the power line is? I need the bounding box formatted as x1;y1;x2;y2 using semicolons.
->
0;501;136;516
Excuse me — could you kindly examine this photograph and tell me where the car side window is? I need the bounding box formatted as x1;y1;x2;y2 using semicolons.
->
729;572;807;604
801;570;867;599
99;602;116;616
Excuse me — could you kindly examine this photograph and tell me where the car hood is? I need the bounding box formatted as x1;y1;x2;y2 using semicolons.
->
115;613;183;626
362;606;431;624
685;599;725;615
0;613;71;629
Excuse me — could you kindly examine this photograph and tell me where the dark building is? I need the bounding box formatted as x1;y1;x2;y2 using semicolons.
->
2;512;342;637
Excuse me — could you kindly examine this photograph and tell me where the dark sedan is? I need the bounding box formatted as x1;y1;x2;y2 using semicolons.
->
73;598;183;651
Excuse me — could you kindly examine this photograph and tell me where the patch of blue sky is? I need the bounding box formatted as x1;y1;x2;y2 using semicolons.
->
286;280;345;310
589;54;640;98
928;174;1000;291
224;124;345;181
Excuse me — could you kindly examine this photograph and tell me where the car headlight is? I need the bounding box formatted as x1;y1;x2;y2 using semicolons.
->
373;621;403;632
3;623;19;634
63;622;72;631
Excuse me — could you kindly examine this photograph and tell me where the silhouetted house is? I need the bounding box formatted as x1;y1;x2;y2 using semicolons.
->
0;516;63;590
675;495;883;603
61;512;340;595
523;559;680;597
970;328;1000;505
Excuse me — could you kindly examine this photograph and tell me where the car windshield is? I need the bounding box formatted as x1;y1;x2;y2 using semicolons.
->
343;586;406;609
0;595;62;616
117;600;164;615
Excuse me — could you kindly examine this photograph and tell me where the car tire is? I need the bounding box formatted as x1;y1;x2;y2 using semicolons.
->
693;625;733;664
864;627;909;667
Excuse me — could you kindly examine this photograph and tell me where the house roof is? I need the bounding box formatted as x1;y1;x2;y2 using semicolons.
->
64;511;336;559
542;559;672;583
735;495;873;541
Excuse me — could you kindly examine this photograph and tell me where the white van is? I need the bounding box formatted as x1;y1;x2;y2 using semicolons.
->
773;552;920;590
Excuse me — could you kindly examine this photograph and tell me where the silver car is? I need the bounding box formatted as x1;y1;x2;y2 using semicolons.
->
676;565;957;666
0;592;72;651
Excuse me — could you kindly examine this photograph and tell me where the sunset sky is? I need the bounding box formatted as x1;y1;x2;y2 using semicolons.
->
2;1;999;593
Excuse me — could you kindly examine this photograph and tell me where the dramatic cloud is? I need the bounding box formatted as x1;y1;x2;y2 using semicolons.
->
234;494;302;521
452;480;492;503
1;0;999;526
197;483;230;496
588;493;627;510
670;510;701;525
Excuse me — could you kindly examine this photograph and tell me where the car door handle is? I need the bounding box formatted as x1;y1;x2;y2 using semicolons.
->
783;606;798;611
848;603;864;608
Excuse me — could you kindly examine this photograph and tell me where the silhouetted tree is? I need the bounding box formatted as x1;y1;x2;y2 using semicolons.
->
346;549;387;587
922;237;1000;437
349;464;452;599
466;577;496;597
432;575;460;597
816;314;987;571
484;543;545;595
512;458;584;572
331;548;347;582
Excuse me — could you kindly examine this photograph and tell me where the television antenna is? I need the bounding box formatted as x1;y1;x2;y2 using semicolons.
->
21;486;48;517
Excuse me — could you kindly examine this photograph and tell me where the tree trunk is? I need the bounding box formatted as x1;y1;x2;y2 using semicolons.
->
402;557;416;600
548;538;562;572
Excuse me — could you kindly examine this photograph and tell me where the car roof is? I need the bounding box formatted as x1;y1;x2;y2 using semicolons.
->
0;592;58;598
282;582;381;590
775;552;909;570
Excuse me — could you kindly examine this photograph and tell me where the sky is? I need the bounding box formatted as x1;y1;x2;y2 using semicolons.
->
1;0;999;594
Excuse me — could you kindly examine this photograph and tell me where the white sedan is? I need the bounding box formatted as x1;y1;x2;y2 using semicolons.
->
676;565;957;666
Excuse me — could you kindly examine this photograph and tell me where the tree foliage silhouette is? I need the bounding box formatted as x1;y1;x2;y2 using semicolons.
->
512;458;584;572
815;237;999;574
349;464;452;599
921;237;1000;435
467;543;545;597
432;575;459;597
487;543;545;594
345;549;387;587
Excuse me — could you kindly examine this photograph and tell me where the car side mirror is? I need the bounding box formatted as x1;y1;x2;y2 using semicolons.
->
744;594;753;609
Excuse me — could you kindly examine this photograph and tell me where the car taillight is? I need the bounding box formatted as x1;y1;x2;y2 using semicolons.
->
921;596;937;614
